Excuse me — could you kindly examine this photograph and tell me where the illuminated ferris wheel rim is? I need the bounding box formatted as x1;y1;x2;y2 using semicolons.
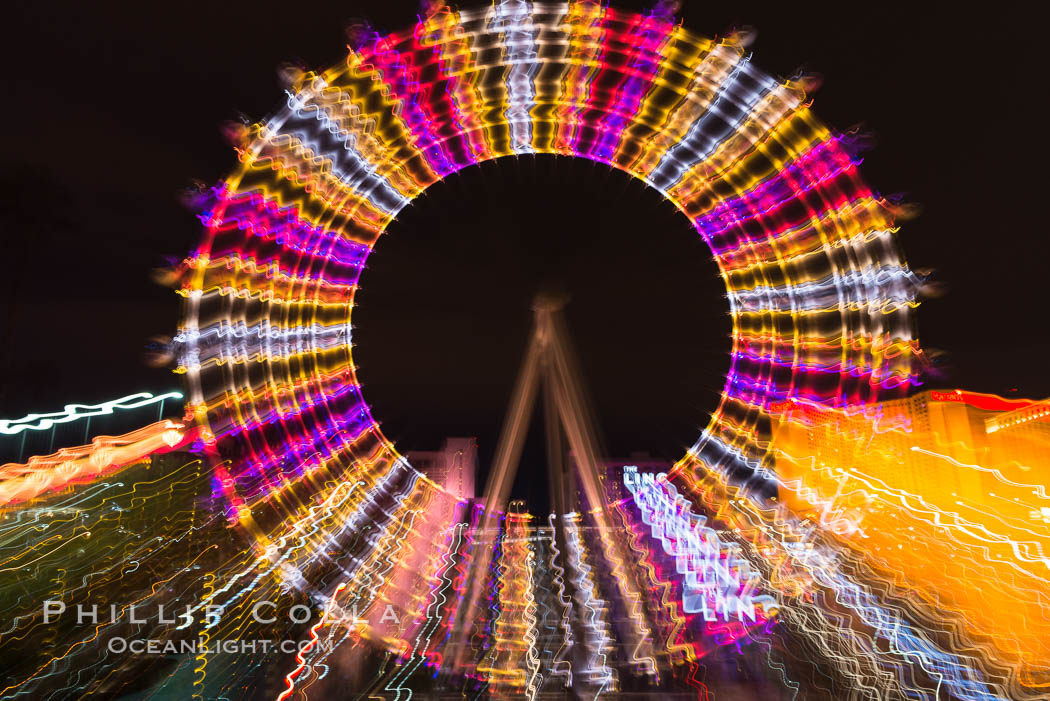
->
177;0;920;510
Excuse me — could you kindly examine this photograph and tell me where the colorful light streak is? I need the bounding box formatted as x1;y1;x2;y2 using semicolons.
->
0;419;194;507
0;391;184;435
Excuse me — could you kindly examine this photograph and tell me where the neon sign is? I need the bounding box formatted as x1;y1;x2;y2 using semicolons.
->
623;466;779;623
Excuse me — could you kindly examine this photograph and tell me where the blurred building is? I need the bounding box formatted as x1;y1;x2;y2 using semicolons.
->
771;389;1049;521
408;437;477;500
770;389;1050;676
985;396;1050;473
597;452;672;504
554;452;674;506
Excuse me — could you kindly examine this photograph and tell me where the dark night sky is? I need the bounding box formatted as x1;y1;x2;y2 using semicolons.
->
3;1;1047;494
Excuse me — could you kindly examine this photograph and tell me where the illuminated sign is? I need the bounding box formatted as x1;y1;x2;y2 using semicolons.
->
622;465;662;490
623;466;779;623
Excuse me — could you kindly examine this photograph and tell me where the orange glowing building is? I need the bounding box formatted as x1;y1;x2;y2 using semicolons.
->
772;389;1049;520
770;389;1050;687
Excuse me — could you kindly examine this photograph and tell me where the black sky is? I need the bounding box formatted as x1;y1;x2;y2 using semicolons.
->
3;1;1047;479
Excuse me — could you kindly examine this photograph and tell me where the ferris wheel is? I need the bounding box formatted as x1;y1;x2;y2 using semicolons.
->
5;3;1049;700
176;0;919;516
164;2;1032;699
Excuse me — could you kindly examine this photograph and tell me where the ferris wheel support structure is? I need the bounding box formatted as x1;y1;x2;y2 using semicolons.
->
449;297;658;679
